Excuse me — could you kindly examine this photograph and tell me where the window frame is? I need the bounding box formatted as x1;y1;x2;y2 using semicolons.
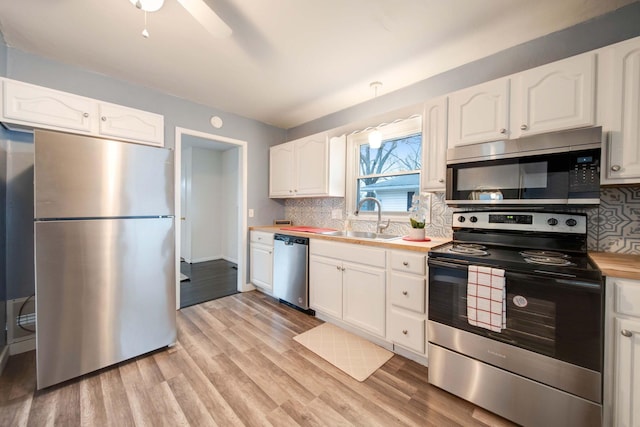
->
346;115;424;222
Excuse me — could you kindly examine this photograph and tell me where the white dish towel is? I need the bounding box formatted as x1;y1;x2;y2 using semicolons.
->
467;265;506;332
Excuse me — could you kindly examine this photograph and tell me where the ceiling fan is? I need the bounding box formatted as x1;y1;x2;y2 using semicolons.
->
129;0;232;38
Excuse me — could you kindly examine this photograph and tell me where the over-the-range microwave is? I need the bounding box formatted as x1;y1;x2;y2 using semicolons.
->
446;127;602;207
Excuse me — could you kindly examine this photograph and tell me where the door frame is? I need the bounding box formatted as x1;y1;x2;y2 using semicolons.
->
174;127;249;310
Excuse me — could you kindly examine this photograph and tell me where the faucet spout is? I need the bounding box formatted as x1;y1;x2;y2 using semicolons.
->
355;197;389;234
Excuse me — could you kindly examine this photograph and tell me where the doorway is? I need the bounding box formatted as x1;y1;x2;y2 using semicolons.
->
174;127;248;309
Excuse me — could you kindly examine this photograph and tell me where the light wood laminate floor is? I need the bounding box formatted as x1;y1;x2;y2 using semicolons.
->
0;291;516;426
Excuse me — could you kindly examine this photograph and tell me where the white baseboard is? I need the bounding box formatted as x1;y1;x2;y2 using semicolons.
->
189;255;222;263
0;345;9;375
10;337;35;355
393;344;428;366
222;255;238;264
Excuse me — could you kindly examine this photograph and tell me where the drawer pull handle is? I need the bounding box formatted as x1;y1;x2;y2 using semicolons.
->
402;291;408;296
520;124;528;130
403;261;409;266
611;165;621;172
336;266;341;271
83;112;89;118
621;329;633;337
402;330;408;335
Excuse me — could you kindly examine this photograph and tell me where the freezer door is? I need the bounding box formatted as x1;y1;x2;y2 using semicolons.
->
35;217;176;389
34;130;173;219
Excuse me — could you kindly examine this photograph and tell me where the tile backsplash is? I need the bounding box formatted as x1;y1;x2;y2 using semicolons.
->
283;186;640;255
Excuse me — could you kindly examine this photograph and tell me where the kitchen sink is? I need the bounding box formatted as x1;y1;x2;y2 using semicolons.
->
321;230;402;241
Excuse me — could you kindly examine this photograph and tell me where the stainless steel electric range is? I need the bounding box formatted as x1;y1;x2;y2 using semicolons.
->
427;211;603;427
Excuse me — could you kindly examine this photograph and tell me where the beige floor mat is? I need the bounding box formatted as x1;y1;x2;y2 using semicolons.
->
293;322;393;382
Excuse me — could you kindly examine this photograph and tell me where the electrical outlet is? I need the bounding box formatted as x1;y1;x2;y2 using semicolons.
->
331;209;342;219
248;209;255;218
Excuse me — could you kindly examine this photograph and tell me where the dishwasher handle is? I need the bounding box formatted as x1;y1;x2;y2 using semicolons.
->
274;233;309;245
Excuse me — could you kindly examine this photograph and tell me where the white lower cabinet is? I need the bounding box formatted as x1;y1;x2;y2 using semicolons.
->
342;261;386;337
309;240;386;338
249;231;274;292
309;255;343;318
604;276;640;427
387;250;427;356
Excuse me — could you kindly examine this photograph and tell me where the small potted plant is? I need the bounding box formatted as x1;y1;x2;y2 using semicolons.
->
408;193;428;240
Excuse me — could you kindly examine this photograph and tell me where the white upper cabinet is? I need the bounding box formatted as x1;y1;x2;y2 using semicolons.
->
98;103;164;146
269;141;295;197
2;79;94;133
599;36;640;184
295;134;328;195
448;78;510;147
0;78;165;146
269;132;345;198
511;52;596;138
421;96;448;191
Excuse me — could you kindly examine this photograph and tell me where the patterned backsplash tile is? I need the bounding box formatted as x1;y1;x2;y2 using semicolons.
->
283;185;640;254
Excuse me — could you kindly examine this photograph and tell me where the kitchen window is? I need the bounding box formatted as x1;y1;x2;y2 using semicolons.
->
346;115;423;219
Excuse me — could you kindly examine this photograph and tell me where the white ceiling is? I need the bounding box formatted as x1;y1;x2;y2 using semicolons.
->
0;0;634;129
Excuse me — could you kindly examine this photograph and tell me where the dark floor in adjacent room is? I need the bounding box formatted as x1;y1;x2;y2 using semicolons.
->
180;259;238;308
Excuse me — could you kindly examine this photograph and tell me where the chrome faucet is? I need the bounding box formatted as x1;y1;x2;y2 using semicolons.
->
354;197;390;234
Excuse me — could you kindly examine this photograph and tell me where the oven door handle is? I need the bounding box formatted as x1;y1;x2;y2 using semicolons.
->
428;258;471;271
506;271;602;291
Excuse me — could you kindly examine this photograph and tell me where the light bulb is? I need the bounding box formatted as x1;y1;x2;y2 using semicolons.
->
129;0;164;12
368;129;382;149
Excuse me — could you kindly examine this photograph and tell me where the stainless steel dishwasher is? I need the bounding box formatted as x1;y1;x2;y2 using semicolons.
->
273;234;311;312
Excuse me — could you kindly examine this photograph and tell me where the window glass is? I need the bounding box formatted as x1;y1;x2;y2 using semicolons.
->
355;133;422;214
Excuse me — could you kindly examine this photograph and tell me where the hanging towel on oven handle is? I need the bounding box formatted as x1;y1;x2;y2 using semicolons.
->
467;265;506;332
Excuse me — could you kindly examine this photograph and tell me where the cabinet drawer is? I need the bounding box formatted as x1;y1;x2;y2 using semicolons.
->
614;279;640;317
310;239;385;268
251;231;274;246
388;309;425;354
389;272;425;313
390;251;425;275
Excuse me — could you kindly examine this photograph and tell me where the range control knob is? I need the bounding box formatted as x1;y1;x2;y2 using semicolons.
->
470;216;478;223
458;216;466;223
547;218;558;226
566;218;578;227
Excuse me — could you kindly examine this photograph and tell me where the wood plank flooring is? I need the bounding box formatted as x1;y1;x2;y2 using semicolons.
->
180;259;238;308
0;291;517;427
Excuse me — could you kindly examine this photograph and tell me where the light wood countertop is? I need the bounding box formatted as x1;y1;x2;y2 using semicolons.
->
249;226;450;253
589;252;640;280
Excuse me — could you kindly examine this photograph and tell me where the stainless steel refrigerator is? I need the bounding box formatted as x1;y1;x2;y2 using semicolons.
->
34;130;176;389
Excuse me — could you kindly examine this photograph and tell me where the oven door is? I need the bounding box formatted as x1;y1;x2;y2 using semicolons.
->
428;257;603;372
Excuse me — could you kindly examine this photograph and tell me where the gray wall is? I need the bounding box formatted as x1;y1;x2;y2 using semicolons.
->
287;1;640;140
0;43;289;298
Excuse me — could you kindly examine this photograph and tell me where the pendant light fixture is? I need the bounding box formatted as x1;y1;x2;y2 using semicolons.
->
368;81;383;149
129;0;165;38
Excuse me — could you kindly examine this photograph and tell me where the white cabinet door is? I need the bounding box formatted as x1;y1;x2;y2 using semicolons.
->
448;78;510;147
614;317;640;427
342;261;385;337
250;243;273;291
603;37;640;184
295;134;327;195
309;255;343;318
421;96;448;191
269;142;295;197
2;79;94;133
98;103;164;146
512;53;596;138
